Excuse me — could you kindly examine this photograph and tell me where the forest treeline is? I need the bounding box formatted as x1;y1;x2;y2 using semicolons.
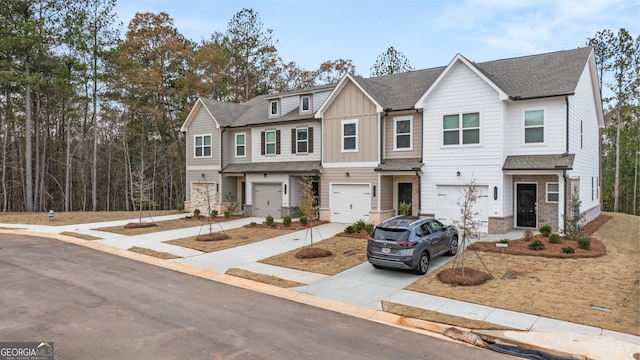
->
0;1;637;215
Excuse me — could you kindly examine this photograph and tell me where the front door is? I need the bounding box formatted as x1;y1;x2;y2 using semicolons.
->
398;183;412;215
517;184;537;228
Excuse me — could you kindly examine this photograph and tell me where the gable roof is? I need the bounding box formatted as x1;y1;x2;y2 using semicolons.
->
183;47;596;131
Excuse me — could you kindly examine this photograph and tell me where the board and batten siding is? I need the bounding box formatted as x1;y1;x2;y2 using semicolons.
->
420;62;505;219
383;111;422;159
567;62;601;214
322;81;379;164
250;120;321;163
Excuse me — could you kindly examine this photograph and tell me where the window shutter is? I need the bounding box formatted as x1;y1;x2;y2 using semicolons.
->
261;131;265;155
308;127;313;153
276;130;281;154
291;129;296;154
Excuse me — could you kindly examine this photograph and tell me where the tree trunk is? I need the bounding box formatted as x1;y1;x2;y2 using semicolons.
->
24;59;34;212
614;108;621;212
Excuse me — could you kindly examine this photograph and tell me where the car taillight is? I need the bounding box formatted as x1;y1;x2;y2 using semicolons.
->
397;241;417;246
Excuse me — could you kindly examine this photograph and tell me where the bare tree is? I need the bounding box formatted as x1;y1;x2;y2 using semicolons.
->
452;178;482;277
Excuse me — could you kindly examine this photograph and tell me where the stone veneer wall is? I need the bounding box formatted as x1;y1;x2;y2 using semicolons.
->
488;215;514;234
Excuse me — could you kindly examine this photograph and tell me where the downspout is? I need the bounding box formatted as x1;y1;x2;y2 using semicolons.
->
564;96;569;230
220;127;225;206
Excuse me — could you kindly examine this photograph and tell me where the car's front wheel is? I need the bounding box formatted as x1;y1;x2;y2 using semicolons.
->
447;236;459;256
414;252;430;275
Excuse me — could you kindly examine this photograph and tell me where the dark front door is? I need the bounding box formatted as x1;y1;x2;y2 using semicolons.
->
398;183;412;215
517;184;537;228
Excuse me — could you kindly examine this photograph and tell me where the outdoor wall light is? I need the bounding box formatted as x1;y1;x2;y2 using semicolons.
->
263;173;267;177
284;184;287;195
373;185;376;197
456;171;461;176
216;183;219;193
494;186;498;200
345;172;350;177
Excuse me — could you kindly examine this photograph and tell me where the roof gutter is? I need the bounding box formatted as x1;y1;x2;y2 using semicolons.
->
508;93;574;101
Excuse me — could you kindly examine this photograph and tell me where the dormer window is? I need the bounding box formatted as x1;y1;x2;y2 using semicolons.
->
300;95;311;113
269;100;279;117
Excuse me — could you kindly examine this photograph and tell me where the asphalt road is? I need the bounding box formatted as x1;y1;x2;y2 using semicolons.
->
0;234;513;359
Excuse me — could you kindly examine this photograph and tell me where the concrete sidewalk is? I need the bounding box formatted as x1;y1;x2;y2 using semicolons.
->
2;216;638;360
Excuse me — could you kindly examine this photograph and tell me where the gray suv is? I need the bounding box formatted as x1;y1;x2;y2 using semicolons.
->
367;216;458;274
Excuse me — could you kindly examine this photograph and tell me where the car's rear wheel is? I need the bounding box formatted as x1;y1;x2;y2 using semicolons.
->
447;236;459;256
414;252;430;275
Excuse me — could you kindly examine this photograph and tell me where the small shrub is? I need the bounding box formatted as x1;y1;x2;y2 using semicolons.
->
344;225;356;234
398;201;411;215
539;224;552;237
364;224;375;236
523;229;534;242
224;210;231;217
498;239;510;244
269;222;277;228
562;246;575;254
265;215;274;226
299;216;309;226
211;209;218;217
549;233;561;244
193;209;201;218
353;219;367;232
283;216;292;227
176;204;184;211
249;221;257;226
577;236;591;250
528;239;545;250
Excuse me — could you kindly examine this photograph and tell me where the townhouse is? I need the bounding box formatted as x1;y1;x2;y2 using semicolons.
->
181;47;603;234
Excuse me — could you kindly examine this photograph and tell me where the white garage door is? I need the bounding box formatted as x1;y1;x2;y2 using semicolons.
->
253;183;282;218
330;184;370;223
436;185;489;231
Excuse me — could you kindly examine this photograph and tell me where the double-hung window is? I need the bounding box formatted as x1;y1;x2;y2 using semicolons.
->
394;116;412;150
443;112;480;145
342;119;358;152
194;135;211;158
546;182;559;202
297;128;308;153
265;130;277;155
524;110;544;143
235;133;246;157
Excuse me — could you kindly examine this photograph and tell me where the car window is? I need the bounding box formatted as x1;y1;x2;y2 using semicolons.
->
429;221;444;233
373;228;410;241
420;223;431;235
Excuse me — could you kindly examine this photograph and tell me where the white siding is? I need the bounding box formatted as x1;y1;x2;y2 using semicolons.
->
503;98;567;155
250;120;321;163
419;62;505;219
567;64;601;214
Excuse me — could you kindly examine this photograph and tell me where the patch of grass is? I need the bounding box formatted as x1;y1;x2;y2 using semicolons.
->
97;217;215;235
225;268;306;288
0;210;180;226
166;228;292;253
382;301;517;331
59;231;102;241
128;246;180;260
259;236;367;275
405;212;639;336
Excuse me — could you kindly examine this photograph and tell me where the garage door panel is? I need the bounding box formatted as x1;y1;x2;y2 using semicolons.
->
254;184;282;218
436;185;488;232
331;184;370;223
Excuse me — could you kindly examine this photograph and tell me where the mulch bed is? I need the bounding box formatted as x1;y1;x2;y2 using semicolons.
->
244;220;326;231
124;222;158;229
468;214;612;259
437;267;493;286
336;230;371;239
295;247;332;259
196;233;230;241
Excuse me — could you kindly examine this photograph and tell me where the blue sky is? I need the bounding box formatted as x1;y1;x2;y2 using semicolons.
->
115;0;639;77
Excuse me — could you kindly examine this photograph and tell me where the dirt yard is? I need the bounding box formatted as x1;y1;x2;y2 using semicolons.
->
405;212;639;335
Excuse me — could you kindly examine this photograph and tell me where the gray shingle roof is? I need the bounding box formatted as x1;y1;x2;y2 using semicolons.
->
502;154;575;170
375;158;424;171
222;161;321;173
196;47;592;126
